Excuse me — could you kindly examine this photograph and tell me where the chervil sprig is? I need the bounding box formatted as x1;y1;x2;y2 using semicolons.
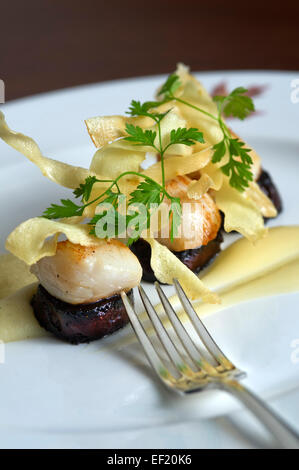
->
128;179;163;206
168;127;204;147
126;98;204;188
127;99;165;119
42;95;204;244
158;73;256;191
43;171;183;244
73;175;107;202
212;89;255;190
158;74;181;98
213;87;255;120
43;199;84;219
124;124;158;148
43;91;206;243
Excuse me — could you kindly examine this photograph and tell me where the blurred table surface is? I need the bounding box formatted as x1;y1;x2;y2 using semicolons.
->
1;0;299;101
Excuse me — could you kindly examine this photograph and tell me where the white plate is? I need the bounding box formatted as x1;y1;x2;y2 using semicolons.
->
0;71;299;449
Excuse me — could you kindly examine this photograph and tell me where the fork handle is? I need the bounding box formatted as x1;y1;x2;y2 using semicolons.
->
217;380;299;449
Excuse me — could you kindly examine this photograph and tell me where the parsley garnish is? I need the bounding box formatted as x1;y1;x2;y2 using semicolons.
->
169;127;204;147
124;124;157;148
43;100;204;244
214;87;255;120
43;199;84;219
73;175;101;201
158;73;255;191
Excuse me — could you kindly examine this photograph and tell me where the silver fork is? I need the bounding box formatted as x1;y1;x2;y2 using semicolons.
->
121;279;299;449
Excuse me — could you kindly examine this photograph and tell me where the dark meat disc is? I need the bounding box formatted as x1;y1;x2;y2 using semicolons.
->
257;169;282;215
32;285;133;344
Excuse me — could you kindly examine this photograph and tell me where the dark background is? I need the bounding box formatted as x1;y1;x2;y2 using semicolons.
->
1;0;298;101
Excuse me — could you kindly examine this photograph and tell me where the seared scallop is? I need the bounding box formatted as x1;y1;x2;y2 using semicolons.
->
31;239;142;305
156;175;221;252
131;175;222;282
31;239;142;344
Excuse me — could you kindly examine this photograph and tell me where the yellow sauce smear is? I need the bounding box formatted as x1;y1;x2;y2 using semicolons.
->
0;226;299;343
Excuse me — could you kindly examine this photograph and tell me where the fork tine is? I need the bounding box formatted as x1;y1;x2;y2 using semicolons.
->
138;285;192;376
121;291;174;383
154;282;217;376
173;279;235;371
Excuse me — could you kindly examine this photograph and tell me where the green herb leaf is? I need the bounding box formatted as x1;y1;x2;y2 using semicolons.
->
212;139;226;163
169;127;204;147
102;188;121;207
220;138;253;191
169;197;182;242
126;99;170;124
124;123;157;147
212;94;226;104
127;99;161;117
126;207;151;246
215;87;255;120
42;199;84;219
129;179;163;207
158;73;181;98
73;175;98;202
229;138;253;166
221;159;253;191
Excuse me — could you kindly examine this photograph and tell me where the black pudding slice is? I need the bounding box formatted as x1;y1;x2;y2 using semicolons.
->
130;230;223;283
257;169;283;215
32;285;133;344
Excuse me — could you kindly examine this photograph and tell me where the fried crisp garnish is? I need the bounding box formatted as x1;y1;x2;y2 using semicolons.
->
155;109;193;157
0;111;94;189
143;148;212;184
214;180;267;242
187;174;215;200
85;115;128;147
87;109;199;180
164;64;224;147
85;115;153;148
145;237;219;303
244;181;277;218
90;140;145;179
87;107;202;156
5;217;110;265
201;162;224;190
